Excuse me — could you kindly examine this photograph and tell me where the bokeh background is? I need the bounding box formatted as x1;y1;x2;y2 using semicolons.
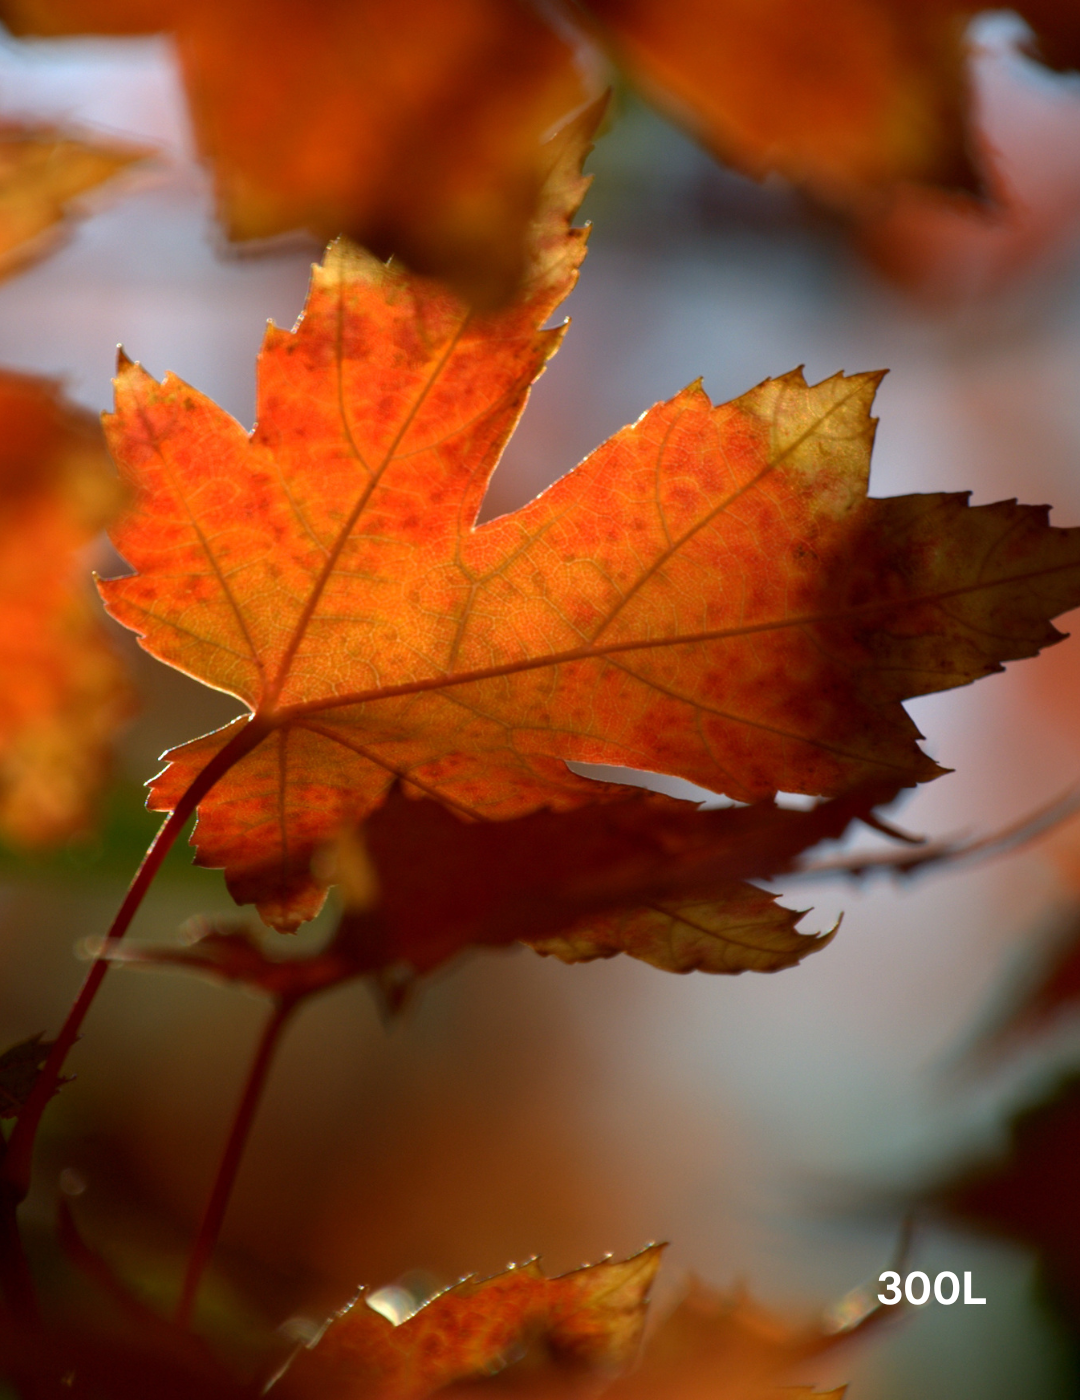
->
3;13;1080;1397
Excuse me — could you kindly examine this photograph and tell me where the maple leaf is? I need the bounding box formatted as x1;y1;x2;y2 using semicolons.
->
331;779;905;979
0;0;591;307
276;1245;664;1400
581;0;1074;208
0;1033;69;1118
96;113;1080;932
0;370;132;845
0;125;147;279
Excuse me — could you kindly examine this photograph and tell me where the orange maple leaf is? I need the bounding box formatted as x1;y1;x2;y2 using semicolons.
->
582;0;1078;208
0;0;590;306
0;371;132;845
277;1245;664;1400
98;114;1080;931
0;125;147;279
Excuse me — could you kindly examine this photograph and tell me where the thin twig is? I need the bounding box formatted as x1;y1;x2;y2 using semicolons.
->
4;716;269;1202
174;998;296;1330
794;786;1080;882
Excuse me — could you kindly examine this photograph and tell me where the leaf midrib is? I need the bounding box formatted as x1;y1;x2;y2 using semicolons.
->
270;553;1080;723
262;274;472;709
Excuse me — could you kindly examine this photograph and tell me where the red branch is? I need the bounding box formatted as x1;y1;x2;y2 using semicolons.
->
3;715;270;1202
174;998;296;1329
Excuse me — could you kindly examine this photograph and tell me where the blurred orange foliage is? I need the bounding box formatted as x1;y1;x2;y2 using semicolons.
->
0;370;131;844
279;1246;663;1400
0;0;591;305
2;0;1077;298
279;1249;877;1400
0;125;146;279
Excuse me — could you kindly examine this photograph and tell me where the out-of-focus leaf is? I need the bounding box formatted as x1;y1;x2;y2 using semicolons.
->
852;13;1080;303
0;0;591;306
0;125;147;278
585;0;978;202
104;915;359;1004
333;780;905;978
956;905;1080;1064
584;0;1077;210
1012;0;1080;72
0;371;133;846
3;0;1080;296
276;1245;664;1400
794;786;1080;885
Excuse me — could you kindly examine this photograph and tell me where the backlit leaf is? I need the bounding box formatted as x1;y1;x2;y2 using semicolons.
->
279;1260;884;1400
96;115;1080;931
933;1074;1080;1328
277;1245;664;1400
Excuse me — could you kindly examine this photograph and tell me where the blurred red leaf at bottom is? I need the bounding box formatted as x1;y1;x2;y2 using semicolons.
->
278;1255;885;1400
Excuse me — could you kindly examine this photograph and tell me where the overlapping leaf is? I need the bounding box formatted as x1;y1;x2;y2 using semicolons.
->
2;0;1078;297
97;114;1080;931
0;125;146;278
0;371;132;845
333;779;904;978
100;782;898;1001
